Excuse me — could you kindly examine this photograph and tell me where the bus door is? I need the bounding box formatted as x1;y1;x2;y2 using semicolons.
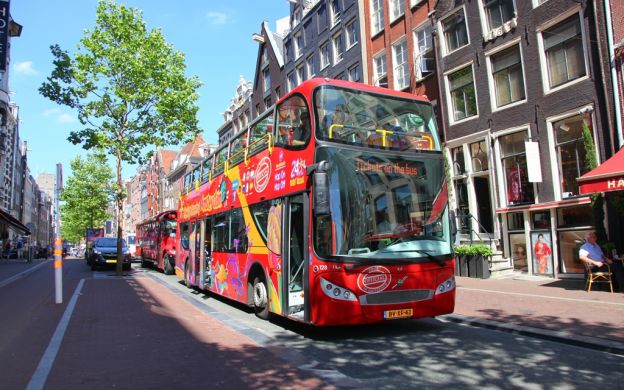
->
193;219;202;286
283;194;309;321
200;217;212;290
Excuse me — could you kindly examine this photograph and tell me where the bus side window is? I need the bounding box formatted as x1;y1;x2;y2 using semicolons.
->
180;222;190;250
213;214;228;252
230;208;247;253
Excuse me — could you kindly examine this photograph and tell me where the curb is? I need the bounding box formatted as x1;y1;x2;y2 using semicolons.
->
441;313;624;356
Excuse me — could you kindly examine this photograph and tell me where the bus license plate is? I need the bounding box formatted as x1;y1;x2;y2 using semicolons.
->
384;308;413;320
105;260;117;264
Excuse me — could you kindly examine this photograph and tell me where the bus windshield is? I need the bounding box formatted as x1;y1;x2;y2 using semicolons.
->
314;85;441;152
314;147;451;262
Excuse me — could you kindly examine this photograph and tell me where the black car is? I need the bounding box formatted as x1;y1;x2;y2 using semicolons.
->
88;237;132;271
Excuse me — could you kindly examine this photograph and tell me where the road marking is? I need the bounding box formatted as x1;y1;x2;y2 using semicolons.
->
458;286;624;306
0;260;50;288
26;278;85;390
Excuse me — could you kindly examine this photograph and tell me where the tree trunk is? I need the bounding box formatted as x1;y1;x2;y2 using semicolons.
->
115;153;124;276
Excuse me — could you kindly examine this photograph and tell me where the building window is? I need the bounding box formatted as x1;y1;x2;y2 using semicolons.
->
263;69;271;94
296;64;304;85
320;42;331;69
294;32;304;59
285;40;292;62
500;131;534;205
451;146;466;175
392;39;409;90
373;53;387;87
264;96;271;110
333;32;345;64
554;114;592;197
543;15;586;89
485;0;515;30
346;19;358;48
491;45;525;107
389;0;405;22
442;9;468;53
262;46;269;66
330;0;342;26
470;140;488;172
293;7;302;27
306;55;316;79
287;72;296;92
371;0;384;36
448;65;477;121
348;64;360;82
413;24;434;80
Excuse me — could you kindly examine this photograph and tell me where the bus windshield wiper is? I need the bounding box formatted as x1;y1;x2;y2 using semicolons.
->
382;249;446;266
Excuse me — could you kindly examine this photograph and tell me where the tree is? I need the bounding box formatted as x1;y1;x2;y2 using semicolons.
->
60;152;114;244
40;0;201;275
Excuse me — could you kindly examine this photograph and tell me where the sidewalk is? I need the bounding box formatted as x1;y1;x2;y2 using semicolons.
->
449;274;624;354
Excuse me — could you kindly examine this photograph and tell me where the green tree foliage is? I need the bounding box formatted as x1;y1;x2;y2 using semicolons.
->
60;153;114;243
39;0;201;274
582;121;607;242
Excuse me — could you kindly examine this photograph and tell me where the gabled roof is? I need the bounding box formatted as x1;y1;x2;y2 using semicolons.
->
158;149;178;175
178;134;206;160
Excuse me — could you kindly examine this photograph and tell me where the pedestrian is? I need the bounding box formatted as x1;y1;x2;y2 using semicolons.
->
16;240;24;260
4;239;12;259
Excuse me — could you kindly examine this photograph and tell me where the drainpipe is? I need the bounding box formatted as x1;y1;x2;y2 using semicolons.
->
604;0;624;148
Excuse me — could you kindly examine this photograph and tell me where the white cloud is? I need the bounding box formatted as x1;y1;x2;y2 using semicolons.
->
13;61;38;75
57;113;76;123
206;11;229;25
43;108;60;117
42;108;75;123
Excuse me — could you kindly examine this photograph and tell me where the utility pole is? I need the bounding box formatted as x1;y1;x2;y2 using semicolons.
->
54;163;62;304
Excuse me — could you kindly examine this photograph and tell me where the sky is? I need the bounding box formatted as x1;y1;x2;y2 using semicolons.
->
9;0;289;179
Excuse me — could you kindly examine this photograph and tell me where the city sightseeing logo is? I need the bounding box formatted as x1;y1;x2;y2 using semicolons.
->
357;266;391;294
254;157;271;193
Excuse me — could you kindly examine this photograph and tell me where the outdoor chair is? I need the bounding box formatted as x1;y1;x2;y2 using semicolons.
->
582;260;613;293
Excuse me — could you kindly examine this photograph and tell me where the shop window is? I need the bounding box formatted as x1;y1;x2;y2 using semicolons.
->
509;232;527;272
557;205;593;228
500;132;534;205
557;229;588;273
470;140;488;172
554;114;592;197
507;212;524;230
532;211;550;229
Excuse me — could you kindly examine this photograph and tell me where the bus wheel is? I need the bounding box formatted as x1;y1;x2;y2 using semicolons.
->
163;254;174;275
253;276;269;320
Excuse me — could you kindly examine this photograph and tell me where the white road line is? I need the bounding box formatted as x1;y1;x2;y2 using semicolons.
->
458;286;624;306
26;278;85;390
0;261;50;288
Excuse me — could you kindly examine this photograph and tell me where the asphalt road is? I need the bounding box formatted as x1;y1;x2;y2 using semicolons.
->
1;260;623;389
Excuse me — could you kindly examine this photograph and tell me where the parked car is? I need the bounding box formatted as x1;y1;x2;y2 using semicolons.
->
87;237;132;271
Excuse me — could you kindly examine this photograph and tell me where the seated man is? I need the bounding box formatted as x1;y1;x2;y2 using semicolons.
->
579;231;624;291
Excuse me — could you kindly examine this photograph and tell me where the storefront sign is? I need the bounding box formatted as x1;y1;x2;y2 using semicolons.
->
525;141;542;183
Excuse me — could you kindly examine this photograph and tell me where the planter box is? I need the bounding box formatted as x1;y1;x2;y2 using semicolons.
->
455;254;469;277
467;255;490;279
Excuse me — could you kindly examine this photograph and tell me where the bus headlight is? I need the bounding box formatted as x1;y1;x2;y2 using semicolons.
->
320;277;357;301
435;276;456;295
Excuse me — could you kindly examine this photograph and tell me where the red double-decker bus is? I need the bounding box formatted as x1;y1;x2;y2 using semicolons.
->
136;210;177;274
176;78;455;326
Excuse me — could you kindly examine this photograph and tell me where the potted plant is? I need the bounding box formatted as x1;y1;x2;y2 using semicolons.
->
454;243;493;278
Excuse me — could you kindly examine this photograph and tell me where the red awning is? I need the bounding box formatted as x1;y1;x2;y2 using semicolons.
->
0;208;31;235
578;147;624;194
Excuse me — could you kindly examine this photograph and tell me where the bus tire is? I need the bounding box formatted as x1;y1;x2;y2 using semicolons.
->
163;254;174;275
252;276;269;320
